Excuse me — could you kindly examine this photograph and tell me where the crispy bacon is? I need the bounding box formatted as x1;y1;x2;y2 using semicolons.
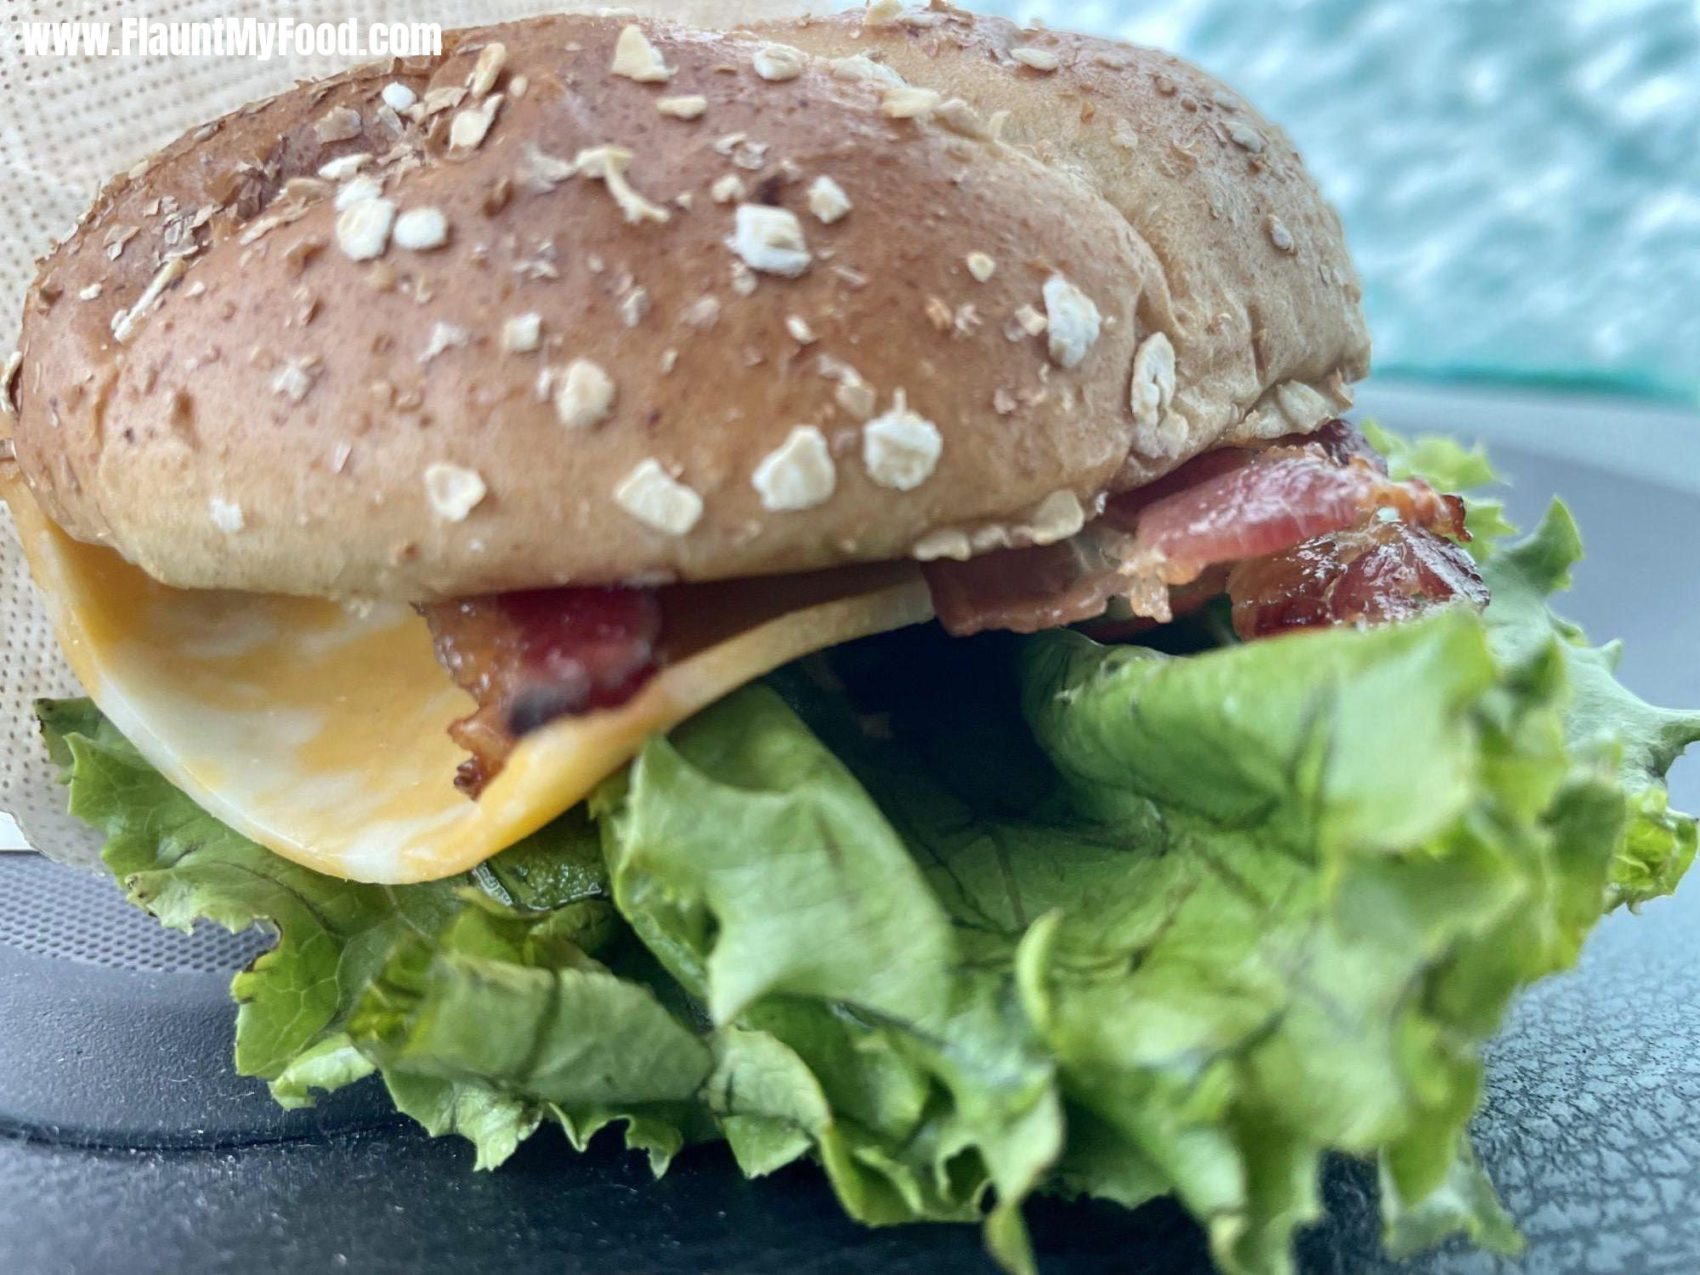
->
424;587;661;795
926;421;1474;638
425;563;919;794
1105;452;1465;583
427;422;1488;794
1227;520;1488;639
919;525;1154;636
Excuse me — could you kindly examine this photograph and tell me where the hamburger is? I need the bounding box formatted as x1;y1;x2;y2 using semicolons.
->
2;6;1695;1273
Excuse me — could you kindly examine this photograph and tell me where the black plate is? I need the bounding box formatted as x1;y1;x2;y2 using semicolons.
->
2;385;1697;1274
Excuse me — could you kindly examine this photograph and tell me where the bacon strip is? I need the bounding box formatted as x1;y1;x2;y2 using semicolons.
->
427;423;1487;794
916;525;1159;637
926;421;1473;638
1104;451;1465;584
1227;520;1488;639
425;562;921;794
425;587;662;795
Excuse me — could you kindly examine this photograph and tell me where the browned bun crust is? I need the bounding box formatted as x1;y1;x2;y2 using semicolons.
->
9;5;1367;601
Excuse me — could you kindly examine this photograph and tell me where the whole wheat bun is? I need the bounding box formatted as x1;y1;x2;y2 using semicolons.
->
8;4;1368;601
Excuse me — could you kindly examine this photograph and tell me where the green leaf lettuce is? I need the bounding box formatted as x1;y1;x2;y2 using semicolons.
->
35;498;1698;1275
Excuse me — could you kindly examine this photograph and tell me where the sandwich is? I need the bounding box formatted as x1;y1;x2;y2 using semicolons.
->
2;6;1696;1272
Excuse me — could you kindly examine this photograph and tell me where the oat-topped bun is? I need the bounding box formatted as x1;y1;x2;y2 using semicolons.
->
9;5;1368;602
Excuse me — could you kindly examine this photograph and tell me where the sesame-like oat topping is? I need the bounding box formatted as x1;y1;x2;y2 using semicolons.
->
1011;303;1048;339
1011;46;1060;72
393;207;449;251
864;0;903;30
1128;331;1177;436
621;287;652;328
420;320;470;362
882;86;943;121
830;55;906;88
936;99;991;138
754;43;808;82
449;94;502;150
611;24;673;83
1042;274;1102;368
806;176;852;224
553;358;617;428
863;391;942;490
912;528;972;562
501;312;542;353
1025;489;1086;544
615;459;702;535
334;174;383;211
575;145;671;225
1225;119;1265;153
656;95;708;120
270;357;318;403
317;153;370;182
103;225;138;261
209;497;245;534
752;424;836;511
727;204;811;277
425;462;487;521
110;257;187;343
835;378;877;420
518;142;575;193
682;295;722;329
468;42;507;99
314;106;361;144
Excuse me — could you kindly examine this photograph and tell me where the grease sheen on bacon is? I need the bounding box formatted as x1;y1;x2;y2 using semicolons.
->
1228;520;1489;639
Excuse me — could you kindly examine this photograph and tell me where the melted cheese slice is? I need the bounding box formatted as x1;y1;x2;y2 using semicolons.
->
2;477;934;883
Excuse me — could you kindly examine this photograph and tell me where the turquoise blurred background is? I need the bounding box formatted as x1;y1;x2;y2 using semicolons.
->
978;0;1700;403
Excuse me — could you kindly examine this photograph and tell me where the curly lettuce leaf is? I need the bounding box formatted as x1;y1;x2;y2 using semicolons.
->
35;697;462;1086
349;896;712;1173
35;495;1698;1275
1004;616;1584;1272
596;688;1063;1270
1361;421;1696;905
35;698;681;1167
1364;420;1518;554
1378;1138;1520;1260
753;505;1695;1272
759;609;1577;1272
593;689;958;1026
1478;504;1700;907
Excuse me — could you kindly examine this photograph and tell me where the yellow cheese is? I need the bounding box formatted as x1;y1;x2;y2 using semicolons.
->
2;475;933;883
